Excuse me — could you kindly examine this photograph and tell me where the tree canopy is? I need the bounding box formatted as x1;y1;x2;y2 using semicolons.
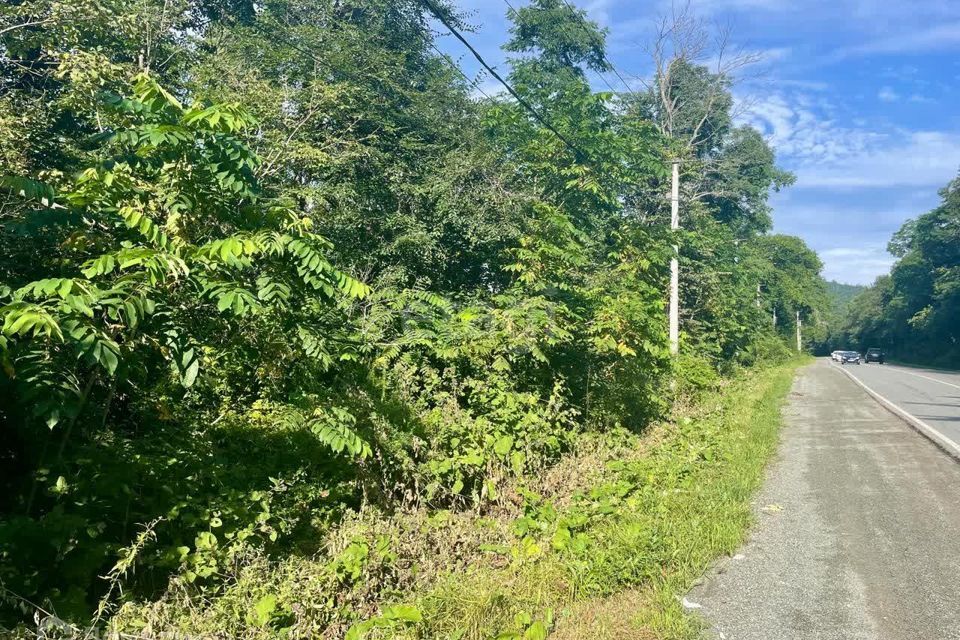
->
828;174;960;365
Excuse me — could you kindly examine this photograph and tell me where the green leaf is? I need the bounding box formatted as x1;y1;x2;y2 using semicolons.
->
551;526;571;550
310;408;371;459
52;475;69;495
250;594;277;627
96;341;120;375
1;303;63;341
382;605;422;623
494;435;514;457
523;621;548;640
182;357;200;388
0;175;58;206
45;410;60;429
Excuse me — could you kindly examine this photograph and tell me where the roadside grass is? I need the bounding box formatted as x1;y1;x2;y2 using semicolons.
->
410;357;804;639
106;358;804;639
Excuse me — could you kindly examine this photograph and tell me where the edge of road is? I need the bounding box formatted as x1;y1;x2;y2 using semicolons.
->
831;362;960;462
889;359;960;374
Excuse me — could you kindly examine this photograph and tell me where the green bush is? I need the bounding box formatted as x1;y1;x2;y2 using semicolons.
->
737;333;795;367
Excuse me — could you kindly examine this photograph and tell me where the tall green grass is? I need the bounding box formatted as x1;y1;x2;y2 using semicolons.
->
410;358;804;639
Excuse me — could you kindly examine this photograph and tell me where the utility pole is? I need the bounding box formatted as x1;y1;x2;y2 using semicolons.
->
796;310;802;353
772;306;777;329
756;283;761;308
669;159;680;356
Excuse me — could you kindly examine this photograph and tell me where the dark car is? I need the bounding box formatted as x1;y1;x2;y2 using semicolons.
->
840;351;861;365
864;347;884;364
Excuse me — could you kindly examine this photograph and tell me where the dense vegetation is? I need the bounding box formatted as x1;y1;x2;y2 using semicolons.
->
1;0;827;635
811;280;864;355
824;281;866;316
827;175;960;366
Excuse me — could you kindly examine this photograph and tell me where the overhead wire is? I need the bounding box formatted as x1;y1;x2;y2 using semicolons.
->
247;3;612;172
503;0;620;93
561;0;634;93
247;19;374;85
419;0;589;161
427;42;497;102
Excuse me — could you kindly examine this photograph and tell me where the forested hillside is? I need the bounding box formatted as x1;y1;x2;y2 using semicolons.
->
825;281;866;315
1;1;827;636
811;280;865;354
830;175;960;366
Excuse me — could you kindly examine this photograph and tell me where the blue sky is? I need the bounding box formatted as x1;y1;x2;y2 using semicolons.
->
437;0;960;285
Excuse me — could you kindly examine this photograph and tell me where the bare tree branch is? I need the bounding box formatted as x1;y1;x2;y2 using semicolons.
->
644;1;766;154
0;19;53;37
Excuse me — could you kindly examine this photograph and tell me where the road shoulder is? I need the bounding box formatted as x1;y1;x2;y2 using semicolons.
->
832;362;960;460
688;360;960;640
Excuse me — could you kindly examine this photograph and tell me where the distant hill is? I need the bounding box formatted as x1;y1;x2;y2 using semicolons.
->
825;280;867;314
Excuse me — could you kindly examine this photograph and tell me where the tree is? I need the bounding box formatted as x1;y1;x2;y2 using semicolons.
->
1;72;370;423
622;7;800;364
837;173;960;365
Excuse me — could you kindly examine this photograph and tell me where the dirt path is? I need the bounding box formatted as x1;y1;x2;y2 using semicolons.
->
688;359;960;640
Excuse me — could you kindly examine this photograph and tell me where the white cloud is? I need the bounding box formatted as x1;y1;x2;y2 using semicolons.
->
877;86;899;102
584;0;615;26
745;85;959;282
654;0;792;14
703;46;792;75
818;246;896;285
880;65;920;81
741;90;960;189
821;247;883;258
776;78;830;91
739;92;884;164
795;131;960;189
836;22;960;57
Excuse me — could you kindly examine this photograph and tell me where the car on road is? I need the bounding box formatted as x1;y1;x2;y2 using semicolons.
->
864;347;885;364
839;351;861;365
831;350;843;362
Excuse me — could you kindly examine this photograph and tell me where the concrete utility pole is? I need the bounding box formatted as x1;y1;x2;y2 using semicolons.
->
796;310;802;353
669;159;680;356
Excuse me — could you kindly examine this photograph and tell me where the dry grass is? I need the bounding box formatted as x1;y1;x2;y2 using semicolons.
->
551;589;659;640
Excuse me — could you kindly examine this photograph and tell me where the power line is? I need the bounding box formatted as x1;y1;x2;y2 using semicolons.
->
502;0;626;96
250;5;607;174
248;20;365;82
419;0;588;161
499;0;640;100
555;0;635;95
250;14;576;161
607;65;638;96
248;18;500;126
250;12;495;104
427;42;497;102
552;0;637;95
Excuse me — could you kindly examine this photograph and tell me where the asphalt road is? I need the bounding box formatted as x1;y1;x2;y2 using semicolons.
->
688;359;960;640
835;360;960;455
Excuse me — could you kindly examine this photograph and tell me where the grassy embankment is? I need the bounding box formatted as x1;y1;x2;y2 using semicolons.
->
417;358;804;639
112;358;805;639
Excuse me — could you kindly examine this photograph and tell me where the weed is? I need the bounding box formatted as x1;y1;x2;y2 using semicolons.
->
99;359;802;639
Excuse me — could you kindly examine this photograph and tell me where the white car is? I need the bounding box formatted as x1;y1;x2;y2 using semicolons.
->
831;350;842;362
